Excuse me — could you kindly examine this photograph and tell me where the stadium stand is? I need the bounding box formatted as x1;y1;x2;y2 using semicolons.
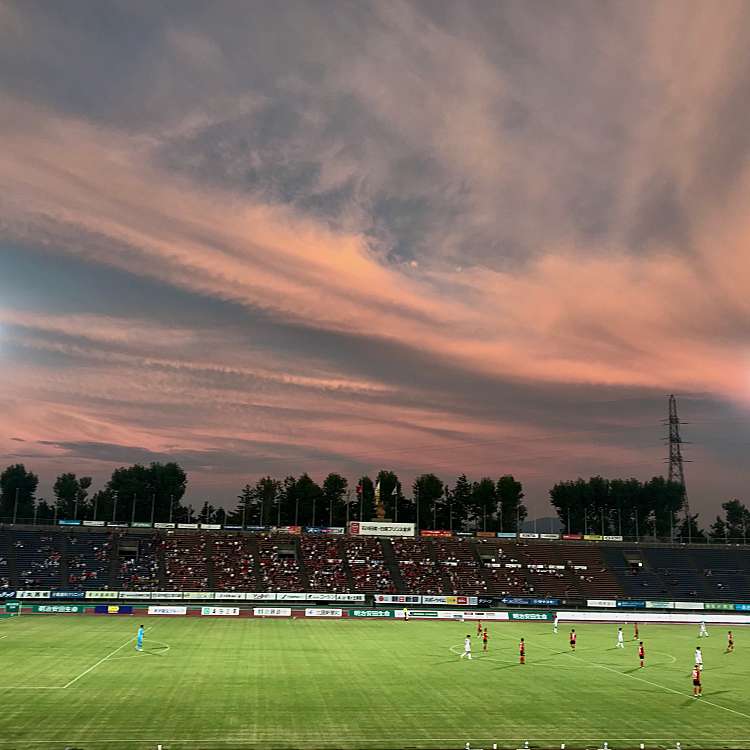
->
299;537;350;592
13;530;64;588
66;531;112;589
162;532;210;590
391;538;448;594
115;533;160;590
256;535;305;590
212;534;260;591
343;537;396;593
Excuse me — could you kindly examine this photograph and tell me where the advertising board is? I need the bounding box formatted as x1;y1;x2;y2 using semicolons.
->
348;521;415;537
509;611;554;621
16;591;50;599
34;604;83;613
587;599;617;608
305;608;343;617
201;607;240;616
375;594;421;604
420;530;453;538
421;595;478;606
253;608;292;617
348;609;394;618
147;606;187;615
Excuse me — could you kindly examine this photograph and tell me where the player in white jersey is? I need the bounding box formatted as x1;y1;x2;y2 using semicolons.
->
617;626;625;648
695;646;703;670
553;614;559;634
699;621;709;638
460;634;472;659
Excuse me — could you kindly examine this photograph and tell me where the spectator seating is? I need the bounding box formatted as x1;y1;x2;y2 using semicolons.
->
343;538;395;593
257;535;304;591
13;530;63;588
213;535;259;591
66;532;112;589
116;534;160;590
162;532;209;590
391;538;447;594
299;537;349;592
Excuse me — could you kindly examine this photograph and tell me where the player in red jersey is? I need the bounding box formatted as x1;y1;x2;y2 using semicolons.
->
728;630;734;653
519;637;526;664
692;664;702;697
638;641;645;668
482;628;489;652
634;622;639;640
477;620;483;636
569;629;577;651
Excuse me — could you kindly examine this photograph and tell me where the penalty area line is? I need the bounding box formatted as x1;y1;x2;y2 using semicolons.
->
62;626;154;689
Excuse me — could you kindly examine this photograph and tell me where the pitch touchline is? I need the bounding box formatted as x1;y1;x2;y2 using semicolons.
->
62;627;154;689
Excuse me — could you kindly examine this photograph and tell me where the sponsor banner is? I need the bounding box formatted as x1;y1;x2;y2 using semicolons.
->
94;605;133;614
645;600;675;609
214;592;247;600
183;592;214;600
277;525;302;535
50;591;86;599
587;599;617;608
519;532;539;539
348;521;415;537
509;611;554;621
151;592;183;600
17;590;50;599
348;609;395;618
674;601;705;610
375;594;421;604
244;593;278;601
421;595;478;606
83;520;106;527
154;522;176;529
496;532;518;539
420;530;453;538
460;611;510;621
268;592;306;601
603;535;623;541
201;607;240;616
562;534;583;540
148;605;187;615
304;526;324;534
735;604;750;611
540;533;560;540
558;610;750;625
583;534;603;541
501;596;560;607
397;609;465;620
704;602;735;610
0;590;17;599
322;527;345;535
253;607;292;617
305;608;343;617
107;522;129;527
200;523;221;530
131;522;152;528
85;591;114;599
223;525;243;530
617;600;646;608
34;604;83;613
456;532;474;538
58;519;82;526
177;523;199;529
332;593;366;602
476;531;496;538
119;591;153;600
245;525;270;532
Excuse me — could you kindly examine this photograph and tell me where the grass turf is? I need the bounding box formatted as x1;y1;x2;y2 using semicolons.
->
0;615;748;749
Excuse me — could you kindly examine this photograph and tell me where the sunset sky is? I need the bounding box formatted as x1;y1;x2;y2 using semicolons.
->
1;1;749;521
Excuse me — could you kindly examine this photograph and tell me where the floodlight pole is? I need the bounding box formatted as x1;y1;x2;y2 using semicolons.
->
13;487;19;524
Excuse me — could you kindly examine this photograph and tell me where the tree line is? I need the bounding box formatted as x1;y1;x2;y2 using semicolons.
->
1;462;747;540
0;463;525;532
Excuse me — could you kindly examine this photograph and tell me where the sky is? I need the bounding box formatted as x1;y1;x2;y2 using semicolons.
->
1;0;749;521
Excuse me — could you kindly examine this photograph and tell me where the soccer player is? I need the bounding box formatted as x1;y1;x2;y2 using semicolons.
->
519;638;526;664
136;624;144;652
633;622;639;640
695;646;703;671
569;629;576;651
477;619;483;636
482;628;489;652
699;621;709;638
460;634;472;660
728;630;734;653
692;664;702;697
638;641;645;668
403;607;409;621
553;614;559;634
617;626;625;648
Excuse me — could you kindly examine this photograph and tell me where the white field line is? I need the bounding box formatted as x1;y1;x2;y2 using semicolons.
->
62;627;153;689
5;739;750;745
491;630;750;723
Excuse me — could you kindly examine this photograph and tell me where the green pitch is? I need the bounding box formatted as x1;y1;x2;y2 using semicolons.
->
0;615;749;749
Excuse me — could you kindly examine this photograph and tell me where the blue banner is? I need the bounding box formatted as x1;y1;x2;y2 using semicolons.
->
502;597;561;606
58;519;82;526
304;526;324;534
617;600;646;608
496;532;518;538
50;591;86;599
94;604;133;614
734;603;750;611
0;590;17;599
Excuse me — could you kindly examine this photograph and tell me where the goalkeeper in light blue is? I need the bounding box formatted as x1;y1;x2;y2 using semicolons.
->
136;624;144;651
